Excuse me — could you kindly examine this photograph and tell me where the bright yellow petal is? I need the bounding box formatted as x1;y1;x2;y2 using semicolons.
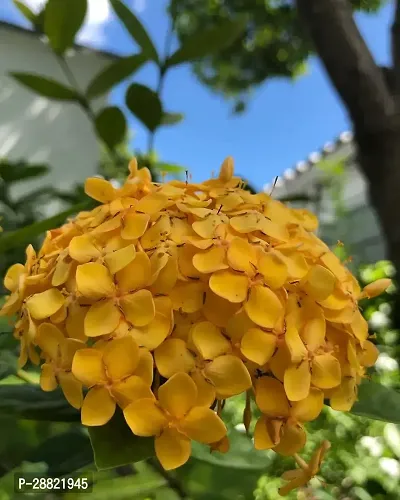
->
81;386;116;426
4;263;25;292
285;326;307;363
130;297;172;350
85;177;116;203
361;341;379;367
154;338;195;378
69;235;101;263
103;336;140;381
58;371;83;409
124;398;167;436
303;264;336;301
330;378;357;411
273;421;306;456
120;290;155;327
290;387;324;422
204;355;252;398
191;370;216;407
226;237;256;274
254;416;279;450
244;286;283;329
72;348;107;387
135;192;169;214
135;348;154;385
65;303;88;341
180;407;226;443
155;428;191;470
284;360;311;402
170;281;205;313
319;252;347;281
150;253;178;295
225;309;255;343
191;321;231;360
140;215;171;249
26;289;65;320
192;215;223;239
40;363;57;391
258;251;288;289
360;278;391;299
76;263;115;300
255;377;290;417
84;299;120;337
36;323;64;359
240;328;277;366
203;290;241;328
278;472;308;496
311;354;341;389
104;245;136;274
112;375;154;408
121;212;150;240
158;372;197;418
209;270;248;303
301;317;326;352
116;252;151;293
52;259;72;286
60;338;84;370
192;246;228;273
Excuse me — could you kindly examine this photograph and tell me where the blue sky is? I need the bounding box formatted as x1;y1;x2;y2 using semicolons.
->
2;0;394;189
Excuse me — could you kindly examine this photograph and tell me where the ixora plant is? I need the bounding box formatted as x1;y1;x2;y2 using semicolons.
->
0;158;392;495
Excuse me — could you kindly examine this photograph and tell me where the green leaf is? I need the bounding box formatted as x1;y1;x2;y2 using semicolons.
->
0;161;49;183
0;200;93;252
110;0;158;62
125;83;162;132
167;17;247;67
95;107;127;149
89;409;154;469
0;351;17;380
44;0;87;55
27;430;93;476
153;162;185;174
0;385;80;422
10;73;79;101
86;54;147;99
161;112;184;126
13;0;36;24
350;380;400;423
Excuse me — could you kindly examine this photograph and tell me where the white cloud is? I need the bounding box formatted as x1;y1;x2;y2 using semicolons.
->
21;0;111;45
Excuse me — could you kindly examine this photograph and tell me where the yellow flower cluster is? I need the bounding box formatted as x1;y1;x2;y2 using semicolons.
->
0;158;391;494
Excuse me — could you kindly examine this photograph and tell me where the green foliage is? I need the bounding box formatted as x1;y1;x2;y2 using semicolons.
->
10;73;79;101
13;0;37;24
169;0;386;105
95;107;127;149
86;54;147;99
44;0;87;55
126;83;163;132
161;112;185;126
110;0;159;62
89;410;154;469
351;381;400;423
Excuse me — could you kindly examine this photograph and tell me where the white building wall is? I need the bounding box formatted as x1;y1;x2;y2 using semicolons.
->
0;24;118;209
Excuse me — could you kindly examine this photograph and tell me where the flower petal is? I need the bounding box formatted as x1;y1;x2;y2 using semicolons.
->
285;326;307;363
26;289;65;320
192;246;228;274
226;237;256;274
204;355;252;398
158;372;197;418
154;338;195;378
103;336;140;381
273;421;306;456
258;251;288;289
203;290;240;328
76;263;115;300
290;388;324;422
303;265;336;301
66;303;88;341
255;377;290;417
85;177;116;203
191;370;216;407
121;290;155;327
244;286;283;329
135;193;169;214
135;348;154;385
240;328;277;366
104;245;136;274
124;398;167;436
155;428;191;470
180;407;226;443
84;299;120;337
130;297;172;350
170;281;205;313
4;263;25;292
361;341;379;367
36;323;64;359
284;360;311;401
40;363;57;391
72;348;107;387
192;215;222;239
81;386;116;426
69;235;101;263
311;353;341;389
116;252;151;293
191;321;231;360
254;416;279;450
209;270;248;303
121;212;150;240
58;371;83;409
300;317;326;353
112;375;154;408
330;378;357;411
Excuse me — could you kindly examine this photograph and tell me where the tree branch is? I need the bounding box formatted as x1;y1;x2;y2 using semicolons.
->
392;0;400;92
296;0;395;134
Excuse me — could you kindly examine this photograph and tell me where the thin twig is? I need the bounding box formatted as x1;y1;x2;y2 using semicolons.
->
392;0;400;93
16;369;37;384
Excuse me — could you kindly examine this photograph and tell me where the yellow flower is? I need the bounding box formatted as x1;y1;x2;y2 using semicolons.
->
0;155;384;486
72;336;153;425
123;372;227;469
279;440;331;496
